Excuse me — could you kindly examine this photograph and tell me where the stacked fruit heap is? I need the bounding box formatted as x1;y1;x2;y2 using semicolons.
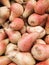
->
0;0;49;65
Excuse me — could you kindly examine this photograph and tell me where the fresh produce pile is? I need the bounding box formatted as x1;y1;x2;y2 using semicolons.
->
0;0;49;65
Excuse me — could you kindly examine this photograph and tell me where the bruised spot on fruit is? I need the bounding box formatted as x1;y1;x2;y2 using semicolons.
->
35;47;41;55
31;21;35;24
